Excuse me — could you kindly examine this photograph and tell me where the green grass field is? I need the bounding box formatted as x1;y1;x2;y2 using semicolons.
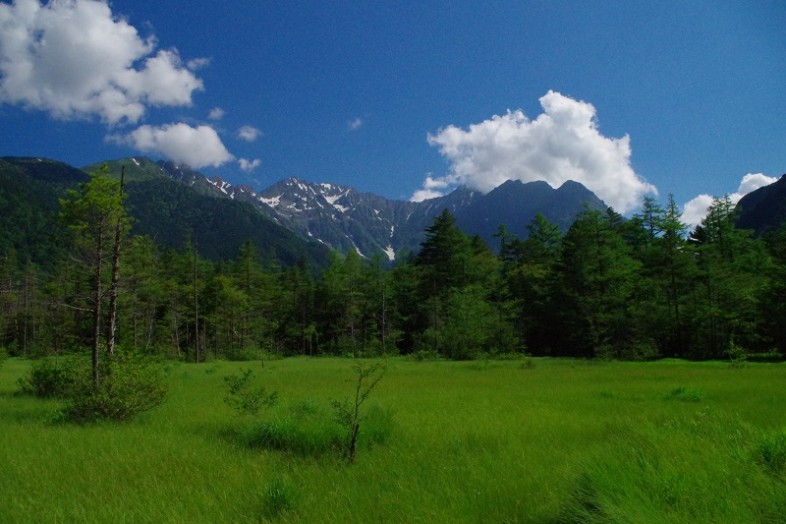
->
1;356;785;523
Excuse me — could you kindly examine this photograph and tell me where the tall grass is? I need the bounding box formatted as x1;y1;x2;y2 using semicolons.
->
1;357;785;522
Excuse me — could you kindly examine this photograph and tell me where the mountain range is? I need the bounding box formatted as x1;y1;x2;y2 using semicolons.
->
2;155;608;266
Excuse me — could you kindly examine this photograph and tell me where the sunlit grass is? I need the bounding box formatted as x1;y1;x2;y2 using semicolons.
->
1;357;785;522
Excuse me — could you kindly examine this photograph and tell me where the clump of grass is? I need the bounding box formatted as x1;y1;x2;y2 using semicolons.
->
232;364;393;460
243;403;344;457
519;357;535;369
753;430;786;477
262;477;298;520
561;473;608;524
665;386;704;402
359;404;395;449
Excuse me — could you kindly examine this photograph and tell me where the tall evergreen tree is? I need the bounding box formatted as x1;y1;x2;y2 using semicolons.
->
688;196;771;357
556;207;644;358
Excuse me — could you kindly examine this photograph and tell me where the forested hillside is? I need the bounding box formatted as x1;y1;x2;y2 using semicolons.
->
0;156;332;268
0;158;87;272
2;160;785;362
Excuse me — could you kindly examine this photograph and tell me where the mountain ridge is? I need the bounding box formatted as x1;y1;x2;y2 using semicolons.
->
4;155;609;265
196;168;607;260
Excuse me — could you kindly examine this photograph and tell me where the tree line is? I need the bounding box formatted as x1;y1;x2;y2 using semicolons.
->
1;169;785;361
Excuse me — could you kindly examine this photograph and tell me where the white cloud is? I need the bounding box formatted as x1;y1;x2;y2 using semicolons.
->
208;107;225;120
186;57;210;71
237;125;262;142
410;175;457;202
111;123;233;168
681;173;778;228
415;90;656;213
737;173;777;197
238;158;261;172
682;194;716;229
0;0;203;124
348;117;363;130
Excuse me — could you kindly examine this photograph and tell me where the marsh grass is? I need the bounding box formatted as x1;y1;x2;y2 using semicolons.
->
753;429;786;477
1;357;786;522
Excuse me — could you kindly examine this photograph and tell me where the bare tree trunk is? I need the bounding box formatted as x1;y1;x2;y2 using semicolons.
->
106;166;125;356
92;220;105;388
193;242;200;363
382;277;388;355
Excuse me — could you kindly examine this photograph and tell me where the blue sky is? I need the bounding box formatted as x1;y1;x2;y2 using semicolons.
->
1;1;784;225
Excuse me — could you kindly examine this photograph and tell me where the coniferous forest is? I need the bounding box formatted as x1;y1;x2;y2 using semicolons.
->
1;167;785;363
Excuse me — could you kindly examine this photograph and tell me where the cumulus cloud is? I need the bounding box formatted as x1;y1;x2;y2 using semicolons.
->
238;158;261;172
737;173;777;196
237;125;262;142
414;90;656;212
0;0;203;124
111;123;233;168
681;194;716;229
348;117;363;130
682;173;778;228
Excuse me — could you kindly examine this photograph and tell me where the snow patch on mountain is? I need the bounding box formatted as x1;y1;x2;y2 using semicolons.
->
384;245;395;261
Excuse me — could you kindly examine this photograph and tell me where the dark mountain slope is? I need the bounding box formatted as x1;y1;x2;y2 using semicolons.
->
736;174;786;235
453;179;607;247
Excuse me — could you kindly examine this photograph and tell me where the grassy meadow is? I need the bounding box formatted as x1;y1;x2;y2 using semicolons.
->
1;356;786;523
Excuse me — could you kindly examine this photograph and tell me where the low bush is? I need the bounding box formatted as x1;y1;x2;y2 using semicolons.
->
725;339;748;368
223;368;277;417
64;352;168;423
18;356;85;398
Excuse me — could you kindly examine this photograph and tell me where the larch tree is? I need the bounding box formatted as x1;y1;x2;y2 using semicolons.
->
59;165;127;387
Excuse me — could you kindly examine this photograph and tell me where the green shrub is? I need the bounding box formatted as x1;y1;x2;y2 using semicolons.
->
409;348;441;361
331;363;387;462
725;339;748;368
18;356;85;398
64;352;167;423
223;368;278;417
